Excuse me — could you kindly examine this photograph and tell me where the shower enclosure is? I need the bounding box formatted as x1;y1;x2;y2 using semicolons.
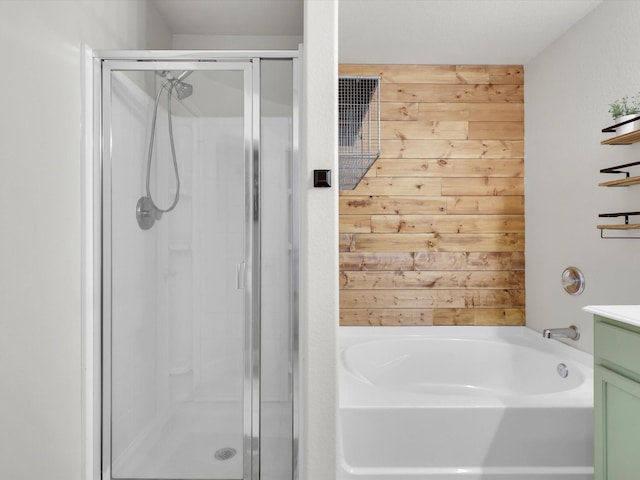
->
93;51;299;480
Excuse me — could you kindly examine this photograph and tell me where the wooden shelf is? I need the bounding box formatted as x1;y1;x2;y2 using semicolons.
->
597;224;640;230
599;121;640;237
598;212;640;237
599;176;640;187
602;116;640;144
601;129;640;145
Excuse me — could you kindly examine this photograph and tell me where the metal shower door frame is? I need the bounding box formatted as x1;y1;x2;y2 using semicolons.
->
101;58;255;480
94;50;300;480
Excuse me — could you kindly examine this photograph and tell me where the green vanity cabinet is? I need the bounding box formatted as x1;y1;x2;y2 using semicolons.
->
594;314;640;480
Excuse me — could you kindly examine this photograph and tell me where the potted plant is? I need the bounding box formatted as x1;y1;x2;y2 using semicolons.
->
609;94;640;134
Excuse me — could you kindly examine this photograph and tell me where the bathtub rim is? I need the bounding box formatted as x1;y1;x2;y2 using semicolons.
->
339;325;594;408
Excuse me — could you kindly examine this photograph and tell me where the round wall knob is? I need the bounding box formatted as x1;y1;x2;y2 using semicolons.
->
561;266;585;295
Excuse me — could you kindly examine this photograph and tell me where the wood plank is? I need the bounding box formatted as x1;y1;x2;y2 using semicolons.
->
341;196;524;218
340;177;442;196
488;66;524;85
340;65;484;84
340;252;417;271
340;289;525;309
381;103;419;121
339;307;525;326
431;308;526;325
375;158;524;178
340;65;524;85
340;270;525;289
445;196;524;214
474;308;526;325
341;233;525;252
340;308;433;326
380;140;523;159
361;167;377;179
339;215;371;233
339;252;525;271
511;251;525;270
432;308;475;325
381;120;468;140
381;83;523;103
441;177;524;196
370;214;524;234
415;251;525;270
418;103;524;122
340;234;357;252
339;196;447;214
468;121;524;140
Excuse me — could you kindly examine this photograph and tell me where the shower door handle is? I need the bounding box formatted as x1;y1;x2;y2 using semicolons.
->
236;262;246;290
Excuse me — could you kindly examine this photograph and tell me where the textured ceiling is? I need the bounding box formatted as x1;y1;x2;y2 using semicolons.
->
152;0;602;64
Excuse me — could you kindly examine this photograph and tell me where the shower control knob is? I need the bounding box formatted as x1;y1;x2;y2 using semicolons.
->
136;196;162;230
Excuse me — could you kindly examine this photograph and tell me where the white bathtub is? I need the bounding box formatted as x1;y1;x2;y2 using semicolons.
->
338;326;594;480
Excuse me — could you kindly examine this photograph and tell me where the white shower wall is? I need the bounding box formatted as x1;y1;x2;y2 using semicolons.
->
194;117;245;404
109;70;293;473
110;72;163;457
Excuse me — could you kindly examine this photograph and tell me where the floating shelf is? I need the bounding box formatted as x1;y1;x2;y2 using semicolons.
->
597;212;640;238
599;176;640;187
601;116;640;144
601;130;640;145
599;122;640;237
597;224;640;230
599;161;640;185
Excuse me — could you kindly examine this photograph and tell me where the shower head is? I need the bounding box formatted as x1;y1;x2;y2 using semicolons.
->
173;70;193;99
157;70;194;100
173;80;193;100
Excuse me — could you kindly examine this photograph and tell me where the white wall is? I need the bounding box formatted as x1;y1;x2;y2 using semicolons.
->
0;2;170;479
0;1;340;479
173;34;303;50
525;0;640;354
301;1;338;479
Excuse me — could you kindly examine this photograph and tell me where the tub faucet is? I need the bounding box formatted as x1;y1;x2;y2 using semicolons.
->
542;325;580;341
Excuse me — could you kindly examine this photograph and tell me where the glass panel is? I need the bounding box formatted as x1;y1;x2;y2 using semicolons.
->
260;59;294;480
108;66;247;479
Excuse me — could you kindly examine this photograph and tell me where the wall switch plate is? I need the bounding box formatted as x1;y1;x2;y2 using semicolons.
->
314;169;331;188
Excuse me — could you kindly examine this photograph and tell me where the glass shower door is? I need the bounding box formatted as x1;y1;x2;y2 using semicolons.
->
102;61;254;480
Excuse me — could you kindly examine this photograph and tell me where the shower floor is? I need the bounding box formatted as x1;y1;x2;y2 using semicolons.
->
112;401;243;479
112;401;292;479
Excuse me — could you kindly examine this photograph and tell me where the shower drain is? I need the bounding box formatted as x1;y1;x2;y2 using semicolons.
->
214;447;237;461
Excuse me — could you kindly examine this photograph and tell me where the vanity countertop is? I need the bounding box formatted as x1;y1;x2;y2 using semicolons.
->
583;305;640;328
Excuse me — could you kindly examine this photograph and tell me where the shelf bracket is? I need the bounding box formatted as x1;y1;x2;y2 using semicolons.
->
600;229;640;239
602;115;640;133
600;161;640;178
598;211;640;220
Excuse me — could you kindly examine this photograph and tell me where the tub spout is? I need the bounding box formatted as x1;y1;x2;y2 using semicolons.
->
542;325;580;341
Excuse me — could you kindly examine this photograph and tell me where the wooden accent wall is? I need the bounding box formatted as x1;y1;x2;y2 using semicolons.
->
339;65;525;326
